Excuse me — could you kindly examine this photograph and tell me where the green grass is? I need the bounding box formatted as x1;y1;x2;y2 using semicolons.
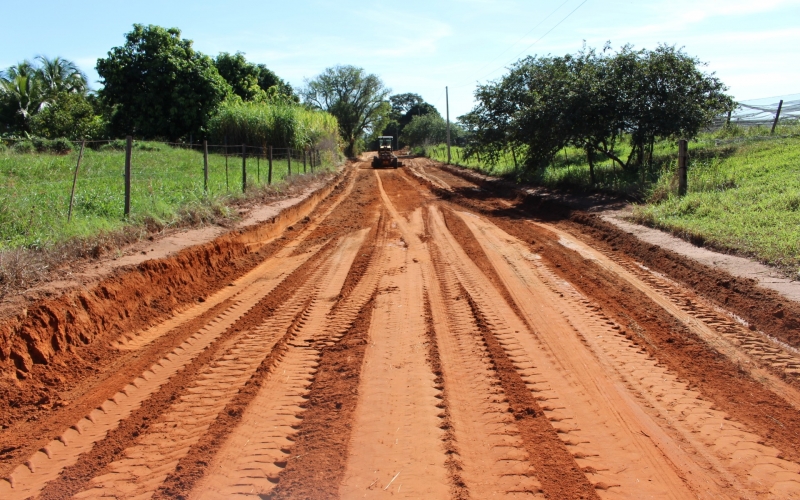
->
428;121;800;275
0;142;334;249
633;134;800;275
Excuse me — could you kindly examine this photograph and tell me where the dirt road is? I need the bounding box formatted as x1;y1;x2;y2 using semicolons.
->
2;157;800;499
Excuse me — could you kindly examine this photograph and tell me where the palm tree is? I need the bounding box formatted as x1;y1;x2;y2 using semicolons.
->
0;73;46;131
35;56;88;97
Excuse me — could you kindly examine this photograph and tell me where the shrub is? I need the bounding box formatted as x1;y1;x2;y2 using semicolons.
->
11;141;34;153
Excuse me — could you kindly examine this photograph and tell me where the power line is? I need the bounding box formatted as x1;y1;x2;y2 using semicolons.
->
467;0;572;77
454;0;590;88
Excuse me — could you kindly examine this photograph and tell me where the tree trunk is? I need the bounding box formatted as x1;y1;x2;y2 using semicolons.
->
586;146;596;185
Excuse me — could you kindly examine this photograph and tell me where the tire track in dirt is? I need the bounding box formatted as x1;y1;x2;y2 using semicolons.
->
418;161;800;469
0;245;325;500
427;206;602;499
251;217;388;499
183;226;382;498
337;171;450;498
71;230;367;499
532;255;800;497
427;240;545;499
549;223;800;410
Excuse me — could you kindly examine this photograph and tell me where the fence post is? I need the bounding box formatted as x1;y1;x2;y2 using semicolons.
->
258;146;262;184
268;146;273;185
771;100;784;135
242;144;247;192
303;150;307;173
224;136;229;192
67;140;85;222
203;140;209;193
677;139;688;196
287;148;292;176
310;149;315;172
124;135;132;217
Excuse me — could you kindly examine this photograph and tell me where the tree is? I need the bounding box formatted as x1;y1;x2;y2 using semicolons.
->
0;71;45;133
31;92;105;140
214;52;263;101
463;44;733;176
302;65;391;156
36;56;88;98
96;24;231;139
214;52;298;104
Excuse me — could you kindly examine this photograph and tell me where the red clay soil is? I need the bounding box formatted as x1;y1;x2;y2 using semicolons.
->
0;169;346;474
430;176;800;465
157;189;385;499
36;239;333;500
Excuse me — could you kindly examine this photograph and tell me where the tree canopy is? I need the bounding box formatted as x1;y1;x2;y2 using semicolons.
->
97;24;231;140
461;44;734;178
0;57;89;134
214;52;297;104
302;65;391;156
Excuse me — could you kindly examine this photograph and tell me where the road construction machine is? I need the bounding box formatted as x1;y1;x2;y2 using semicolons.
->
372;136;402;168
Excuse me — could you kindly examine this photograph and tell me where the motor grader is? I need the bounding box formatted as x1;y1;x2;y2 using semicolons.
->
372;136;402;168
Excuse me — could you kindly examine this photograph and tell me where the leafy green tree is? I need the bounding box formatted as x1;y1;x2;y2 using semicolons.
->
214;52;263;101
302;65;391;156
97;24;231;139
31;92;106;140
214;52;297;104
464;44;733;176
400;113;463;148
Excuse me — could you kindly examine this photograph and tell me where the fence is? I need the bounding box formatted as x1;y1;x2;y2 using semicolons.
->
0;137;336;248
711;93;800;131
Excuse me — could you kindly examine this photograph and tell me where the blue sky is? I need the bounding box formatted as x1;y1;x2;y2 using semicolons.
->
2;0;798;119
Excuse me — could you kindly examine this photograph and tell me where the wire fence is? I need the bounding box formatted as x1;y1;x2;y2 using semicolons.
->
711;93;800;129
0;138;338;248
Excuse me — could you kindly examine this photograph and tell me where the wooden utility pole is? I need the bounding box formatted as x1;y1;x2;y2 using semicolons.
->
224;136;229;192
771;100;784;135
124;135;132;217
242;144;247;192
67;140;85;222
203;140;209;193
677;139;688;196
446;86;451;164
268;146;273;185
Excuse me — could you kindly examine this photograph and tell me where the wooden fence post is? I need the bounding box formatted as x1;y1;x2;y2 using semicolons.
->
287;148;292;176
124;135;132;217
310;149;315;172
67;140;85;222
771;100;784;135
677;139;688;196
203;140;209;193
242;144;247;192
268;146;273;185
224;136;229;192
303;150;307;173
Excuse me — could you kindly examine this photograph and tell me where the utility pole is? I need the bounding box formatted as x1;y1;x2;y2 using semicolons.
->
446;86;451;164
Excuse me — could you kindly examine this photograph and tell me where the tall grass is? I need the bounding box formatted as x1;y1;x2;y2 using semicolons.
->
208;101;339;151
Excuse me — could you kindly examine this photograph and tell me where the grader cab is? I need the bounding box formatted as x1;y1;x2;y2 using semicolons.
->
372;136;402;168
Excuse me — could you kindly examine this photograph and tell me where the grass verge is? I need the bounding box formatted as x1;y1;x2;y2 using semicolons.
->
0;141;340;296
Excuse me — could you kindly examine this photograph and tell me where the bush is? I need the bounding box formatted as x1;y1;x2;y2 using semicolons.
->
30;92;107;140
97;139;167;152
31;137;73;154
11;141;34;153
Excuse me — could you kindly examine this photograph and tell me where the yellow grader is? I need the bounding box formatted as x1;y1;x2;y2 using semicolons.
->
372;136;403;169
